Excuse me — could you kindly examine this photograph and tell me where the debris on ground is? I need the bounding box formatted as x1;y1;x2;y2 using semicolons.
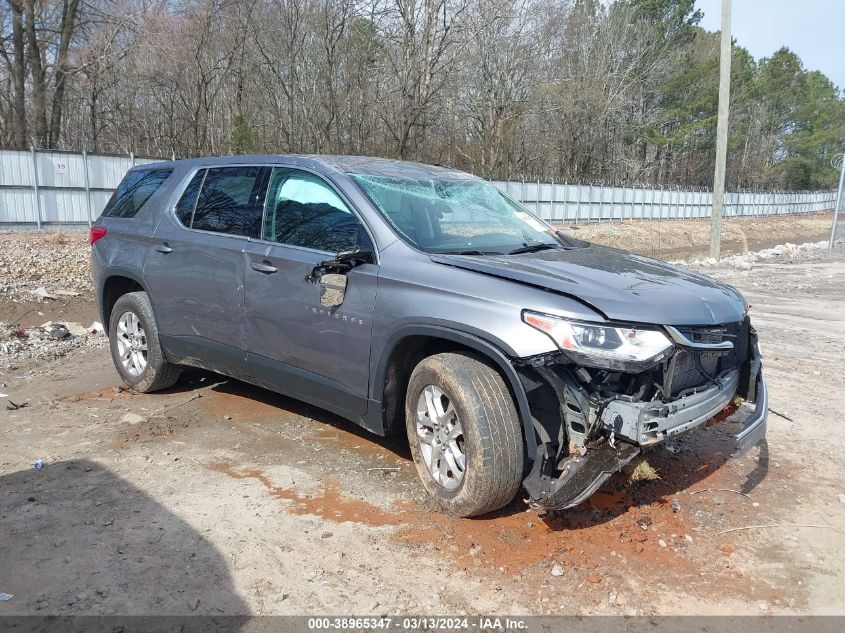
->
32;459;45;470
626;457;660;482
0;593;13;601
690;488;752;500
637;515;653;530
671;499;681;513
47;323;70;339
715;523;830;536
0;320;107;370
29;287;57;301
121;412;146;425
551;564;565;577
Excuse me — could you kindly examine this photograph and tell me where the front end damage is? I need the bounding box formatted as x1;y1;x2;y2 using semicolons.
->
516;318;768;511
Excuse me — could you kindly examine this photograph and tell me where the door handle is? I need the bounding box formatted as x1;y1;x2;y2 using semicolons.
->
251;261;278;274
154;244;173;254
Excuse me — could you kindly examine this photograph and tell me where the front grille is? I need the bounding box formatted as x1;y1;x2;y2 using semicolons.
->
665;319;750;397
674;325;733;345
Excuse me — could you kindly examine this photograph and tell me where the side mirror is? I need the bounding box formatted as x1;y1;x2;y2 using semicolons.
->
335;248;374;265
307;248;373;282
306;248;375;308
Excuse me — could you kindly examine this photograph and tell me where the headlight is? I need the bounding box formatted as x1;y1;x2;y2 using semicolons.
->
523;311;673;369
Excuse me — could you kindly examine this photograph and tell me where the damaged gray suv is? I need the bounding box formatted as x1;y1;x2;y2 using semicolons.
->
90;155;767;517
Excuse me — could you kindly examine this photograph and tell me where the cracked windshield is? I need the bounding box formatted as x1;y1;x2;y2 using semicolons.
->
351;175;560;254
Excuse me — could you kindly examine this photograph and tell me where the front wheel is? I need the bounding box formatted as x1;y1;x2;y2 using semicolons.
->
405;352;524;517
108;291;181;393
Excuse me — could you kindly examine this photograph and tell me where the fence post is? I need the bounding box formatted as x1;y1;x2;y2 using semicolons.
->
599;185;604;222
648;188;654;220
30;146;42;229
83;149;93;227
574;184;580;224
561;182;568;222
618;186;622;222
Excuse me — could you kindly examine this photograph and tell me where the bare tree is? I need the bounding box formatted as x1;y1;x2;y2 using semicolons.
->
0;0;841;189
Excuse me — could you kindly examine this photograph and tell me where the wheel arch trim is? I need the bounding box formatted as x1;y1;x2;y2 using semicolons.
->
98;268;158;335
371;324;537;454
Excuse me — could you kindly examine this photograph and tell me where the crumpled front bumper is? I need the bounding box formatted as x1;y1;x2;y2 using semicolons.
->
735;369;768;454
523;368;768;512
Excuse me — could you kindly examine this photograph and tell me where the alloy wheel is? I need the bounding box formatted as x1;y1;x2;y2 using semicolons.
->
115;310;148;377
415;385;466;490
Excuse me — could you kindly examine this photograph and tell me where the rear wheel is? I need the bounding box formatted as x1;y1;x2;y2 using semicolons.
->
405;352;524;517
109;291;180;392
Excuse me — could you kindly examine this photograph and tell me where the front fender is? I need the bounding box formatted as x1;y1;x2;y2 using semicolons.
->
371;324;537;455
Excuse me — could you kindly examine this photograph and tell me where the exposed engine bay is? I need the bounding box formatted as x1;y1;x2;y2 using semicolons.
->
516;318;767;510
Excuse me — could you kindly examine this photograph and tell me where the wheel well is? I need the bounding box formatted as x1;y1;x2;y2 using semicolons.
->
379;335;519;437
102;276;144;333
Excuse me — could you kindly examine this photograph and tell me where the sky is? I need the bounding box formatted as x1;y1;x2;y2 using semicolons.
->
695;0;845;90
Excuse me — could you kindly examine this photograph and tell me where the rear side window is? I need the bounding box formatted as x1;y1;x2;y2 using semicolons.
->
191;166;264;236
175;170;205;226
102;168;173;218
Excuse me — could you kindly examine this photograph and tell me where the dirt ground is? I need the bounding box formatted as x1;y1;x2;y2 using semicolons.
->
560;212;834;260
0;228;843;616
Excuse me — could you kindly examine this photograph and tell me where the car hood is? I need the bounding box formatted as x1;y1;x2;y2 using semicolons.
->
429;245;746;326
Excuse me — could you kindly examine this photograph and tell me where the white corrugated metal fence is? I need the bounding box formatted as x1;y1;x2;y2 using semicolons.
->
0;148;164;227
0;149;836;227
491;180;836;221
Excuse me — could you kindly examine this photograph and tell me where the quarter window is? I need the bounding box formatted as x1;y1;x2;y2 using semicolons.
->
175;170;205;227
102;168;173;219
191;166;265;237
263;168;363;252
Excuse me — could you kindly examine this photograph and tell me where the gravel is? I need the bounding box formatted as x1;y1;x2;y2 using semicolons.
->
0;230;102;369
0;230;92;301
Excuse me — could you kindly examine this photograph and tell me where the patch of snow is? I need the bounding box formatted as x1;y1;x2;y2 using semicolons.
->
676;241;830;269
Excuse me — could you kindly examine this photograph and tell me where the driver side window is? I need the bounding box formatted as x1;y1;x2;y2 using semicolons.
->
263;168;366;253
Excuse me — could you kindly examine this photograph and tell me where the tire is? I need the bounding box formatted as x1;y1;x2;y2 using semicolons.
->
108;291;181;393
405;352;524;517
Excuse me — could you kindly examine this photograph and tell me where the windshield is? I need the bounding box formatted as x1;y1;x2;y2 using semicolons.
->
350;174;561;254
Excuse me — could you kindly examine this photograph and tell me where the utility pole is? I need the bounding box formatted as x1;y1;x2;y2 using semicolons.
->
830;154;844;249
709;0;732;260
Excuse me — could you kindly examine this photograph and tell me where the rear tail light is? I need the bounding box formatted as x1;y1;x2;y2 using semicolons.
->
89;226;107;246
